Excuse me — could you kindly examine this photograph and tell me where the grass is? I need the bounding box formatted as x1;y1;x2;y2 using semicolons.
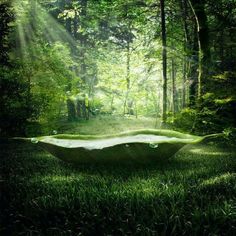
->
1;116;236;235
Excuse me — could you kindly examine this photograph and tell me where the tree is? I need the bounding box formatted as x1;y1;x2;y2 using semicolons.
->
160;0;167;123
0;1;13;66
188;0;210;99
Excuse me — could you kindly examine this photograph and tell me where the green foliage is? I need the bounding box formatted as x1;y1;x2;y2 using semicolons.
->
172;108;196;131
1;0;236;137
0;66;29;135
223;127;236;147
198;72;236;132
0;1;14;65
173;71;236;135
89;97;103;115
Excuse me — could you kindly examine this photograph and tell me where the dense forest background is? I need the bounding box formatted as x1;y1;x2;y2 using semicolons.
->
1;0;236;137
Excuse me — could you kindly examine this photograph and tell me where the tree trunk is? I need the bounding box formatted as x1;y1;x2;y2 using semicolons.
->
110;94;115;112
78;0;88;83
126;40;134;115
67;99;76;121
73;11;78;39
160;0;167;123
182;58;186;108
64;0;72;35
124;28;134;116
189;26;199;107
188;0;210;98
180;0;189;108
171;57;176;116
126;41;131;91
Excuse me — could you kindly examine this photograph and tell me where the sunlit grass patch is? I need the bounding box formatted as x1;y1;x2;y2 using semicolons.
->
189;148;231;156
198;173;236;196
202;173;236;186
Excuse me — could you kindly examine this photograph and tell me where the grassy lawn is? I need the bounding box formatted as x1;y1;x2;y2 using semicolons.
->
1;116;236;235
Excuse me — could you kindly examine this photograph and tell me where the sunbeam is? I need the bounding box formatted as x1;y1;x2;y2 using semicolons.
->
12;0;77;62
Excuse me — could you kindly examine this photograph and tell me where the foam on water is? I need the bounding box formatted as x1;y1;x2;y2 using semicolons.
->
41;134;193;150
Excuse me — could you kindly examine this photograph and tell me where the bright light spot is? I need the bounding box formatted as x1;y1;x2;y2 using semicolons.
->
31;138;38;144
189;148;230;156
52;130;58;135
149;143;158;148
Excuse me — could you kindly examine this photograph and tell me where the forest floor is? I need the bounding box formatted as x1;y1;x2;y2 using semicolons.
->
1;116;236;235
